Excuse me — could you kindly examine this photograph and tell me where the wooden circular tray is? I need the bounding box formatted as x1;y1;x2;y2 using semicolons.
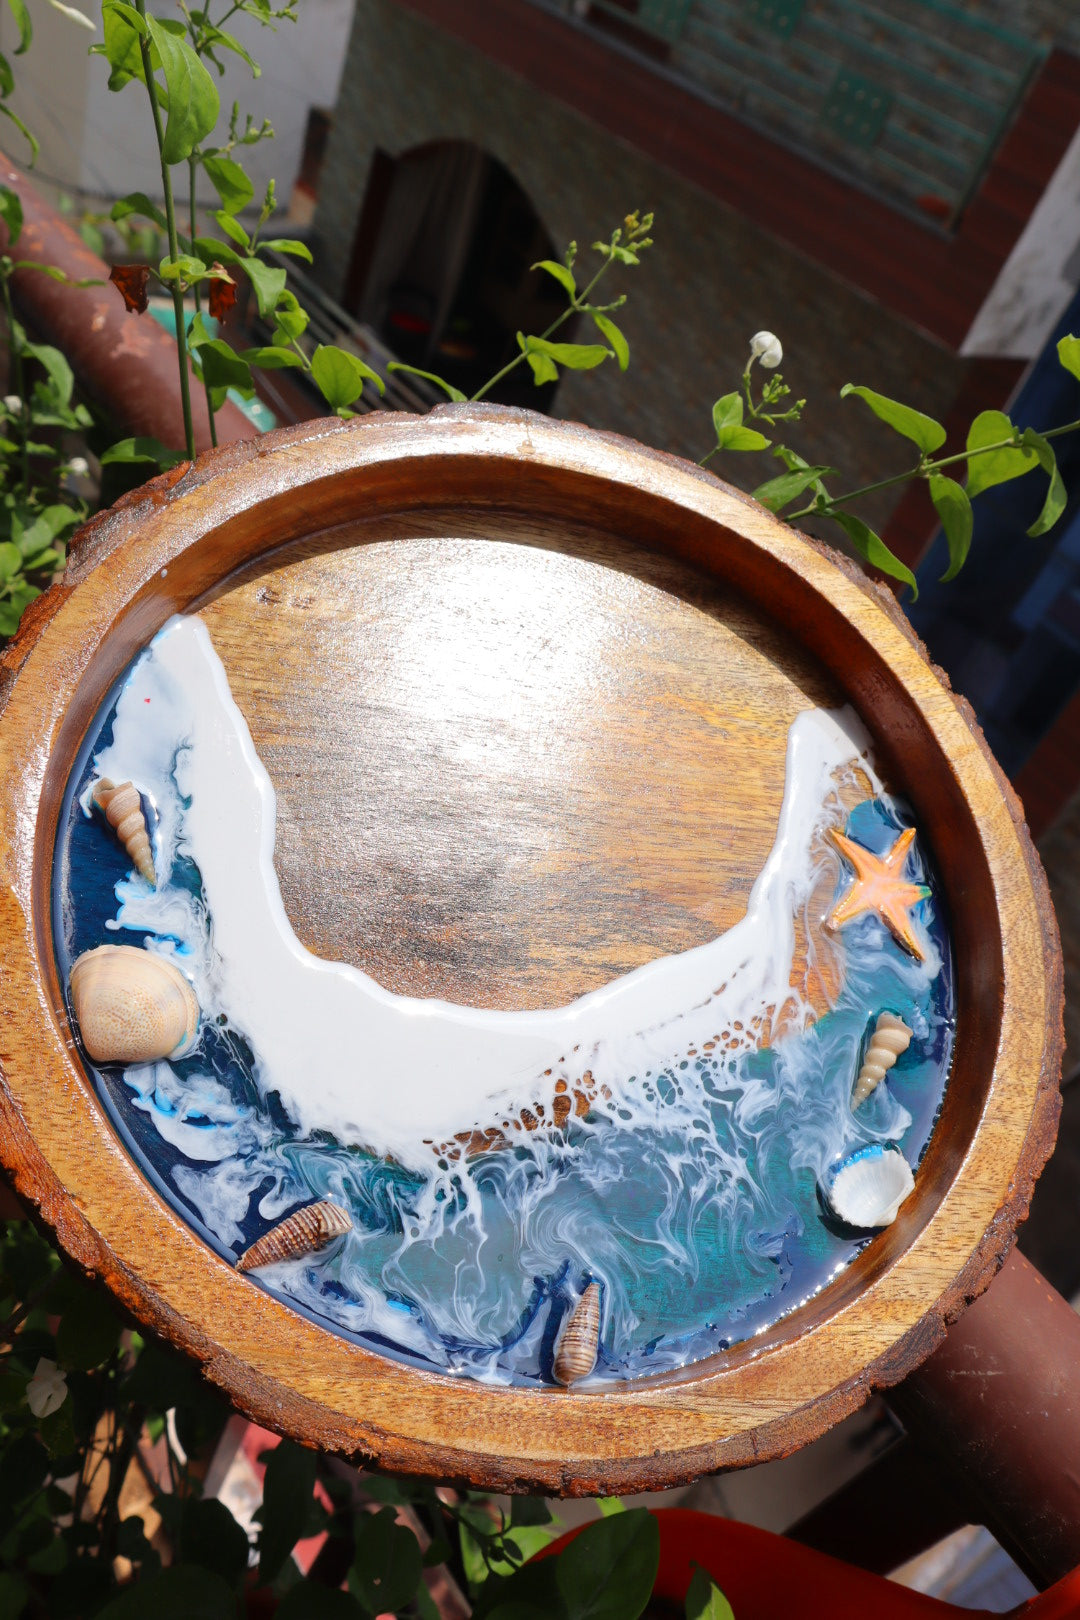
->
0;407;1062;1493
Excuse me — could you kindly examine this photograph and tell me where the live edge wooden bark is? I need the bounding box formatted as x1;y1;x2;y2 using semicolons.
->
0;408;1062;1495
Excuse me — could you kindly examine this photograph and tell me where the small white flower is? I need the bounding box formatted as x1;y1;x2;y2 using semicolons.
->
749;331;783;368
3;393;21;414
67;456;90;478
26;1357;68;1419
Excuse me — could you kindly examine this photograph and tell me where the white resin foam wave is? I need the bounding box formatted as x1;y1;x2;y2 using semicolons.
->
86;615;915;1175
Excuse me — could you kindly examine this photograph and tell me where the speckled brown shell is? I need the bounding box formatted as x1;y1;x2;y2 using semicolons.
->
553;1281;602;1385
236;1201;352;1272
92;778;156;885
853;1011;913;1108
69;944;199;1065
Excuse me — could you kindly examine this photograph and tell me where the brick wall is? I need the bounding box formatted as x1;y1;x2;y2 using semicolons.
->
314;0;977;524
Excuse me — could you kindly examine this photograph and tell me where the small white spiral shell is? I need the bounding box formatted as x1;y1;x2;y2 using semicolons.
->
852;1011;912;1109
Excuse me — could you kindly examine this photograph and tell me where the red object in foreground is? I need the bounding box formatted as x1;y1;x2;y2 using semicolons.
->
540;1511;1080;1620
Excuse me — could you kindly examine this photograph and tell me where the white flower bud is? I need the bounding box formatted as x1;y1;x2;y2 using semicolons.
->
67;456;89;478
26;1357;68;1419
3;393;21;413
749;331;783;368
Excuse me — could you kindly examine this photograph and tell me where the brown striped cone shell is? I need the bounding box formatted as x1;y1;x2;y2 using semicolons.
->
70;944;200;1065
236;1201;352;1272
852;1011;913;1109
553;1281;602;1385
92;778;156;885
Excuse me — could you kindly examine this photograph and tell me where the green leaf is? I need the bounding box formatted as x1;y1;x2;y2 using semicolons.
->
965;409;1037;500
22;339;73;406
532;258;576;298
243;345;304;370
525;349;559;385
178;1495;250;1585
1021;428;1068;538
195;238;244;270
111;191;167;233
0;186;22;248
55;1283;121;1370
212;212;250;250
928;474;973;581
5;0;30;53
0;598;26;636
0;51;12;97
159;253;207;283
0;101;37;164
0;1573;29;1619
241;254;286;316
717;424;771;451
349;1507;423;1615
469;1541;565;1619
96;1564;238;1620
753;464;834;512
711;392;743;436
192;338;253;392
592;313;628;370
311;343;384;409
96;0;147;90
203;154;253;216
276;1585;365;1620
385;361;465;402
269;289;308;341
1057;333;1080;382
145;16;220;165
202;23;259;76
100;436;185;467
485;1605;554;1620
11;261;100;286
840;384;946;454
685;1563;735;1620
105;0;146;35
830;510;918;599
21;548;62;573
256;1439;318;1584
511;1498;553;1528
522;334;610;370
555;1508;659;1620
595;1498;625;1516
261;237;313;262
0;540;20;582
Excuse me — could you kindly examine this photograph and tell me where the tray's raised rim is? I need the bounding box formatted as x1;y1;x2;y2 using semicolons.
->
0;405;1062;1494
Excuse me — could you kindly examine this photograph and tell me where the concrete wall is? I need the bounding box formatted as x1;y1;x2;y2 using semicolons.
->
315;0;971;518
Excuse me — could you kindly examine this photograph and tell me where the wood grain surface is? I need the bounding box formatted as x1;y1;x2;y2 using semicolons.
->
0;407;1063;1494
199;525;840;1010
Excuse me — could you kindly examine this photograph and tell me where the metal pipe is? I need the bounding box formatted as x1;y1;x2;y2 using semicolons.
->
0;151;255;454
886;1248;1080;1589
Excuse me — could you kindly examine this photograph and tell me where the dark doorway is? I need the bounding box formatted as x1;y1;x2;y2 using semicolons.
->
342;142;572;408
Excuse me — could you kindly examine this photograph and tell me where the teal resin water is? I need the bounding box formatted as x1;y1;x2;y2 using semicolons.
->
54;619;955;1386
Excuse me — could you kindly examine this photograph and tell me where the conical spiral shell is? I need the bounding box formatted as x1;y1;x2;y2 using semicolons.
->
70;944;199;1065
92;778;155;885
236;1201;352;1272
852;1011;912;1109
553;1281;602;1385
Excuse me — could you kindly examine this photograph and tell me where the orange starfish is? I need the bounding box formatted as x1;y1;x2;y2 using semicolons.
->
825;825;931;962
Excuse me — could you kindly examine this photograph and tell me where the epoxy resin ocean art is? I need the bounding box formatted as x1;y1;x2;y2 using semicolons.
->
55;615;955;1387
